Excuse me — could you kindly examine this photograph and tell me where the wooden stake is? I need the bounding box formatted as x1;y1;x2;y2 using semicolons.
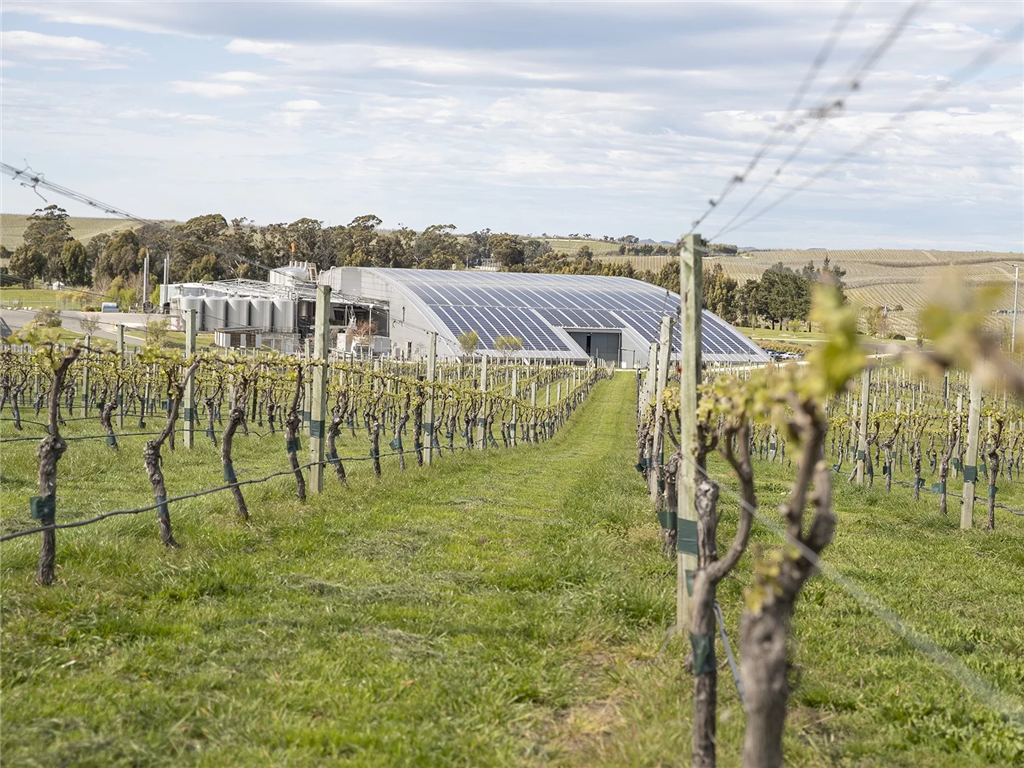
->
857;368;871;484
309;284;331;494
960;373;982;530
183;309;197;449
678;234;703;629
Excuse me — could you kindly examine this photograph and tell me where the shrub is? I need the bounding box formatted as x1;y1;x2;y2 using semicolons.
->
34;307;63;328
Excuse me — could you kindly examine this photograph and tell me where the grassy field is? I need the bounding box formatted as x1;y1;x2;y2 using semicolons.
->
1;214;144;250
1;374;1022;766
595;248;1024;337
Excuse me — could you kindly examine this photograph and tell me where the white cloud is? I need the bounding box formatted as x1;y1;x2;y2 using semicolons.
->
283;99;323;111
171;81;247;98
0;30;135;67
226;39;293;55
118;108;216;123
213;70;269;83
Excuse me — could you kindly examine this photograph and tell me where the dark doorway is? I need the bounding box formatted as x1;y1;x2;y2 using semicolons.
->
567;330;620;366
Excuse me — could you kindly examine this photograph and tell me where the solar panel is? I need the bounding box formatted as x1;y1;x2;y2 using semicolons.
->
372;268;766;362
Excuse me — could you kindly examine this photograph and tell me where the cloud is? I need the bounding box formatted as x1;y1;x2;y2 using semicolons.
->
226;39;293;55
213;70;269;83
283;99;323;111
118;108;216;123
171;81;247;98
0;30;135;68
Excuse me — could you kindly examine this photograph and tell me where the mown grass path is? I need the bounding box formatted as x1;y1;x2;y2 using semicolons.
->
2;373;670;767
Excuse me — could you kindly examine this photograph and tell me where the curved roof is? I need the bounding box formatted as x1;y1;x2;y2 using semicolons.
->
365;268;768;363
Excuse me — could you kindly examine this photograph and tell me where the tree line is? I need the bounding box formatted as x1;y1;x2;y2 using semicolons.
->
1;206;846;323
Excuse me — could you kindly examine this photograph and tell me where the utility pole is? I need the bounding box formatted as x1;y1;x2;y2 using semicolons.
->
309;284;331;494
677;233;703;629
142;251;149;311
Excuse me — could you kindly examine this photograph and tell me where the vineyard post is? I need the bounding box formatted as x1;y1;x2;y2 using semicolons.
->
81;334;91;417
643;341;657;412
650;315;673;502
960;373;982;530
477;354;488;449
309;284;331;494
303;338;312;431
183;309;196;449
510;366;519;448
531;379;538;442
857;367;871;484
677;233;703;630
425;331;436;466
943;369;950;409
116;323;125;429
954;392;964;478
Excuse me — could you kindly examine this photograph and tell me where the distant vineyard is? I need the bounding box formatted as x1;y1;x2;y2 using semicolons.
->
0;213;151;250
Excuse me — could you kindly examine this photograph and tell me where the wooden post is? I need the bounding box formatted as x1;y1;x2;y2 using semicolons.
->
184;309;197;449
303;338;312;432
425;331;436;466
81;334;91;417
857;368;871;484
116;323;125;429
477;354;488;449
954;392;964;478
510;366;519;448
531;379;538;442
309;284;331;494
650;315;674;502
677;233;703;628
960;373;982;530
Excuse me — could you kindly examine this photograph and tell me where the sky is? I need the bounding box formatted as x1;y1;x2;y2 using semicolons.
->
1;1;1022;250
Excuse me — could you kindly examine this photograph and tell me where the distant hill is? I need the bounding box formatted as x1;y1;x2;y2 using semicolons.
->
0;213;149;249
597;247;1024;335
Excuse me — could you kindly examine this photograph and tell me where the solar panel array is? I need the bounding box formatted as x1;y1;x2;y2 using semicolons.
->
376;269;767;361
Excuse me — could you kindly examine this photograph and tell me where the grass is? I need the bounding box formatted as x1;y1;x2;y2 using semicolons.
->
2;374;1023;766
0;214;148;250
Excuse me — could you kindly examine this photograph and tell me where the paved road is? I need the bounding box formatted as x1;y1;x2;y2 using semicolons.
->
0;309;149;344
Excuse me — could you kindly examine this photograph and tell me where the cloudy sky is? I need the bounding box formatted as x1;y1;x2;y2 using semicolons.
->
1;1;1021;250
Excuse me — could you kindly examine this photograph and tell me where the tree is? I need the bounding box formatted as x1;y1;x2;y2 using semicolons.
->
464;229;491;267
9;245;46;281
61;240;90;286
145;318;171;348
702;262;738;323
96;230;143;282
523;238;551;264
457;330;480;358
23;205;73;282
79;315;100;335
757;265;810;329
864;305;888;337
490;233;525;268
493;335;523;358
33;307;63;328
414;224;463;269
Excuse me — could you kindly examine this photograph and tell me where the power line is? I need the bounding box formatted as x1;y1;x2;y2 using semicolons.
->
688;0;926;235
0;162;277;275
710;20;1024;242
701;0;929;240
